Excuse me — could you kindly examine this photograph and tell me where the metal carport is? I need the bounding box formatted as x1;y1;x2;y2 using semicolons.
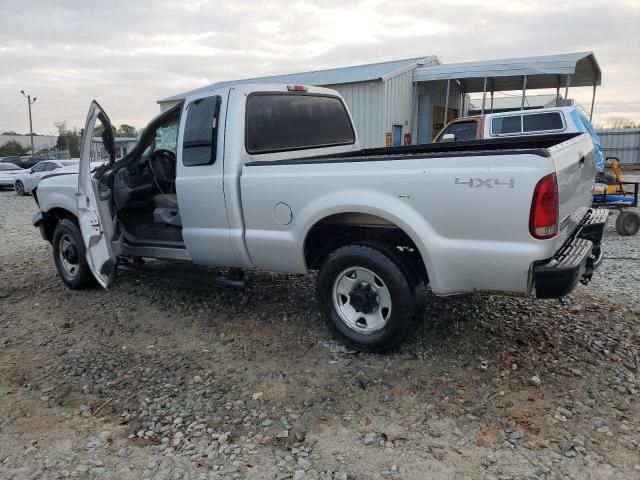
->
413;51;601;120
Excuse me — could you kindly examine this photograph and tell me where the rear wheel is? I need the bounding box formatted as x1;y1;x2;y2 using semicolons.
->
52;219;96;289
316;243;426;352
15;181;25;196
615;211;640;236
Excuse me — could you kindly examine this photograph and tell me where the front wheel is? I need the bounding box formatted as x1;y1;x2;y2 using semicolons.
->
15;181;26;196
316;243;426;352
52;219;97;289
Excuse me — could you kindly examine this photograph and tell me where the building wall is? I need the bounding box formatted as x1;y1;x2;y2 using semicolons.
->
382;69;415;147
324;81;384;149
415;80;464;143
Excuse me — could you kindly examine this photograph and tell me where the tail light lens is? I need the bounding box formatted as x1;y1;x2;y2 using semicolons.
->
530;172;558;239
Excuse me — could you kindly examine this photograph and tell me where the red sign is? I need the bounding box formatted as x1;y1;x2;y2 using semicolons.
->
403;133;411;145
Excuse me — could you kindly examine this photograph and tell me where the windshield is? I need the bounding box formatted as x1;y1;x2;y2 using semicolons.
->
142;117;179;157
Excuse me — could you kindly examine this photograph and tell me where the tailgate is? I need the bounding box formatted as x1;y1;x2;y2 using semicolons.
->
548;133;596;245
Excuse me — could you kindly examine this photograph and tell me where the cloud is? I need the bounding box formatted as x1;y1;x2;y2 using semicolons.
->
0;0;638;134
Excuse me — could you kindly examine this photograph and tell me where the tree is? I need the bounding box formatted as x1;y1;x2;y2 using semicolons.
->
54;121;82;157
116;124;137;137
606;116;639;129
93;124;116;139
0;140;29;156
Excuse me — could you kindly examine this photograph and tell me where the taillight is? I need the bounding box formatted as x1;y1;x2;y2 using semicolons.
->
530;172;558;239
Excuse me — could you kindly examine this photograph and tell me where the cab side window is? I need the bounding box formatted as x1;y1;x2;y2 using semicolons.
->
182;96;222;166
438;120;478;142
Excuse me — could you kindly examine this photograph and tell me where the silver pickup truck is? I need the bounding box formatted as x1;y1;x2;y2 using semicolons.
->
33;84;607;351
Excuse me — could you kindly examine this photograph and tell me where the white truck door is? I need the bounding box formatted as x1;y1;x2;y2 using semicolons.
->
176;93;239;267
77;101;119;288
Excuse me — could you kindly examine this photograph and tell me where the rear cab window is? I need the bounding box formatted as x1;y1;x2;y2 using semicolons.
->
245;93;355;154
491;111;565;136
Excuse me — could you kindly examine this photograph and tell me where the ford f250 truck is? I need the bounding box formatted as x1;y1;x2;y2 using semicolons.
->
32;84;607;351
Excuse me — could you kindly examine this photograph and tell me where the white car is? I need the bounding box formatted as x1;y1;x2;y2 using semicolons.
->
0;163;26;188
14;160;79;196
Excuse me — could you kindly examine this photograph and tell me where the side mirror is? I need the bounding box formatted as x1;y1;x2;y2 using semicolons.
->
28;168;34;174
441;133;456;142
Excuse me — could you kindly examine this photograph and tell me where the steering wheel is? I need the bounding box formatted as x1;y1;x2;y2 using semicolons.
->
149;149;176;184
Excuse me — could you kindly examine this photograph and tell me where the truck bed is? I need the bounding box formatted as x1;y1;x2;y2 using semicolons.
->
246;133;582;166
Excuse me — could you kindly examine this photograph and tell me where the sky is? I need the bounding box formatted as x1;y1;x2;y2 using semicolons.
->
1;0;639;135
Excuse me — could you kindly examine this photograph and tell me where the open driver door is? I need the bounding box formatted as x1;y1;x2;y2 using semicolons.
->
77;101;121;288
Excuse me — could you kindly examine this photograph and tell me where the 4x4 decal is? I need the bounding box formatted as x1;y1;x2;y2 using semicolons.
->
455;177;515;188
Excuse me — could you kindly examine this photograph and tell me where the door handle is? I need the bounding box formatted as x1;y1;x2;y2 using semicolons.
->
578;156;585;168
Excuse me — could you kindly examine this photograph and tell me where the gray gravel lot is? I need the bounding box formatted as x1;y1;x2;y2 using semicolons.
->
0;189;639;480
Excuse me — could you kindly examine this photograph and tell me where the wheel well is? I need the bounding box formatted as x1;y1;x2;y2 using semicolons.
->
304;213;428;282
42;208;78;242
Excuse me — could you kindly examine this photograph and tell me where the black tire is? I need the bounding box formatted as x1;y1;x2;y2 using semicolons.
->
316;243;426;352
52;219;97;289
615;211;640;236
15;180;26;196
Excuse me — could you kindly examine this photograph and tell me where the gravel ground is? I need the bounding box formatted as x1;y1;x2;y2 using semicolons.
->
0;189;639;480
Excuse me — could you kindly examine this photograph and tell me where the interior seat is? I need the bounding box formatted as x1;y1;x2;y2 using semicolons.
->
154;193;178;209
153;194;181;227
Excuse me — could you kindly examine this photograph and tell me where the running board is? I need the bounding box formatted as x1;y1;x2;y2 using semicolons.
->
117;261;245;288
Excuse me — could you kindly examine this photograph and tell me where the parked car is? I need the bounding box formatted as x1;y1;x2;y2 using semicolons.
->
14;160;79;195
434;106;605;171
33;85;607;351
0;163;26;189
16;155;42;169
0;156;21;167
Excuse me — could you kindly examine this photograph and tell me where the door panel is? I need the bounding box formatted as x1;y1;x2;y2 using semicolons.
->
176;94;238;267
392;125;403;147
77;101;119;288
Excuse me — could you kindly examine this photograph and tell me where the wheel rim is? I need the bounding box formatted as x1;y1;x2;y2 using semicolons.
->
623;213;639;233
16;182;23;195
332;267;392;334
58;234;80;278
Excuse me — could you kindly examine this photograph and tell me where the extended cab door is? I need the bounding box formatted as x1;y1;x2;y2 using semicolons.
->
176;93;239;267
77;101;120;288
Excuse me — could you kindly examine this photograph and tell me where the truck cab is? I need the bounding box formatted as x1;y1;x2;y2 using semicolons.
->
63;85;360;286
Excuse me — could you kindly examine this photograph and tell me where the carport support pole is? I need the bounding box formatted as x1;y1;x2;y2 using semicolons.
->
481;77;488;114
564;75;572;104
444;79;450;126
590;84;597;121
521;75;528;110
489;79;496;113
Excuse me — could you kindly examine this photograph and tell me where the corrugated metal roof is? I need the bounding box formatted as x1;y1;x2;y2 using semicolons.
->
159;56;436;102
413;52;601;92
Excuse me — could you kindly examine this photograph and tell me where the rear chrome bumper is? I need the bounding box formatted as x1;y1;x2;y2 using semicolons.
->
533;208;608;299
